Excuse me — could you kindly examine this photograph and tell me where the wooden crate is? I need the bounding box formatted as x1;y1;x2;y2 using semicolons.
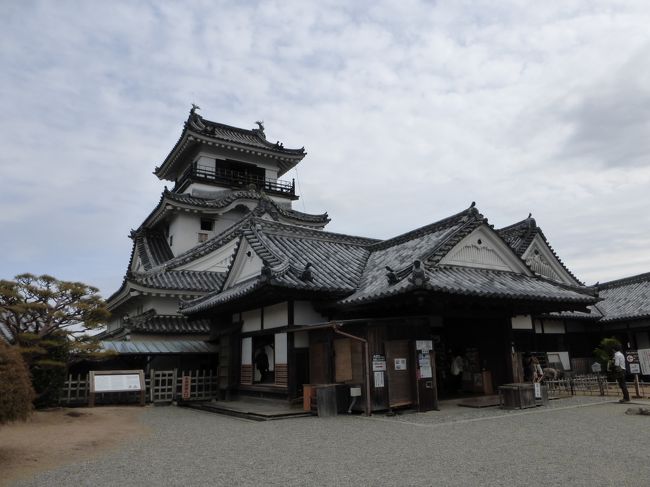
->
499;383;536;409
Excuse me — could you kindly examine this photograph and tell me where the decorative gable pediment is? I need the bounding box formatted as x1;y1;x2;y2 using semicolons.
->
131;253;144;273
222;238;264;290
438;224;532;275
521;235;578;285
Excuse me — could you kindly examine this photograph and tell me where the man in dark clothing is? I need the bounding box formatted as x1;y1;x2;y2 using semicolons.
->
612;344;630;403
255;349;269;383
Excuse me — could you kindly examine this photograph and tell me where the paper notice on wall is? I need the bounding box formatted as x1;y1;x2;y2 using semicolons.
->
374;371;384;388
420;365;432;379
638;349;650;375
394;358;407;370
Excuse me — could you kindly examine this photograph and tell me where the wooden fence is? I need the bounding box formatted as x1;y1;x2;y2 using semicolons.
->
59;369;218;405
545;375;650;399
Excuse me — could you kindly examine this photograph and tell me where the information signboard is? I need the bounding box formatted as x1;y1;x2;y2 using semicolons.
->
94;374;142;392
372;355;387;372
182;375;191;400
626;351;641;374
88;370;145;407
636;349;650;375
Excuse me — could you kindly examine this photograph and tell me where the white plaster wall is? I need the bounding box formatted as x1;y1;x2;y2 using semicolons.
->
294;301;327;326
183;182;229;195
543;320;565;334
294;331;309;348
264;302;287;329
214;207;250;234
242;309;261;332
241;337;252;364
511;315;533;330
234;250;263;285
275;333;288;363
168;213;200;256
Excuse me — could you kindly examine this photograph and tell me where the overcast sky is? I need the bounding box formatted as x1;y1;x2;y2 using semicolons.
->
1;0;649;297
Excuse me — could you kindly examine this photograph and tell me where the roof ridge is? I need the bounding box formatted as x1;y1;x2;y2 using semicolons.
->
250;217;379;246
162;217;251;270
599;271;650;289
370;203;479;251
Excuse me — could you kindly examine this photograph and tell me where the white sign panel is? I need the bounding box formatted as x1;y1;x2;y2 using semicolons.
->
372;355;387;371
374;371;385;388
415;340;433;352
94;374;142;392
638;348;650;375
420;365;433;379
534;382;541;399
394;358;407;370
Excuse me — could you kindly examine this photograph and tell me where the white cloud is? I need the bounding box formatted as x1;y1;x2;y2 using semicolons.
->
1;0;649;296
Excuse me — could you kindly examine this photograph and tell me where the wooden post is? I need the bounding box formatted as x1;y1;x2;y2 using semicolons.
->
172;368;178;402
149;369;155;403
634;374;641;398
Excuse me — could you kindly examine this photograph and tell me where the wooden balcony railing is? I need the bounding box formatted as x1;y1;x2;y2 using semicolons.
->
176;163;296;197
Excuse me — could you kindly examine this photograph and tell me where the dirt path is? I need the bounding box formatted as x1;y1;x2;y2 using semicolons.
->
0;407;149;486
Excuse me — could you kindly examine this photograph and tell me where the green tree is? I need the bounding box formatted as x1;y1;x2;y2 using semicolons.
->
594;337;622;376
0;340;35;424
0;274;111;406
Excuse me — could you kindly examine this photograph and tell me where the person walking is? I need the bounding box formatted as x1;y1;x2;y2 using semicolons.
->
612;345;630;403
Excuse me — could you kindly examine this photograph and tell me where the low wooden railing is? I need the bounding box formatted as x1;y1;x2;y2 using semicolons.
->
59;369;219;405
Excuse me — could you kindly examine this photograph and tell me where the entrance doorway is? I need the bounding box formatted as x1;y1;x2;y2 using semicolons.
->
385;340;413;408
252;335;275;384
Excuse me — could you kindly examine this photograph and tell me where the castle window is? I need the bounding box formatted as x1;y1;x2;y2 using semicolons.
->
200;218;214;231
169;235;173;247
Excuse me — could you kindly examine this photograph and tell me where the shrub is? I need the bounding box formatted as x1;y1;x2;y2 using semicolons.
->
0;340;34;424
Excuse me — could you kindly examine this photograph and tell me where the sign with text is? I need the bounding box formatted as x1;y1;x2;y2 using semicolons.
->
93;373;142;392
626;350;641;374
88;370;146;407
639;349;650;376
372;355;387;372
394;358;407;370
181;375;191;400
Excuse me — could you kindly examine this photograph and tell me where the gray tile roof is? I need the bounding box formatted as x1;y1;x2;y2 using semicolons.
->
189;114;305;155
126;312;211;334
156;110;306;180
181;278;265;314
341;207;479;304
339;266;595;307
165;189;329;225
101;339;217;355
497;215;582;284
129;230;174;272
182;205;597;315
596;272;650;322
130;270;225;293
181;219;377;314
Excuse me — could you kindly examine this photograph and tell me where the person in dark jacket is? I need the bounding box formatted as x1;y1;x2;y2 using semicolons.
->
255;348;270;382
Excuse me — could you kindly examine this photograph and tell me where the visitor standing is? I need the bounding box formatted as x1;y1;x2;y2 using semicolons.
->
612;345;630;403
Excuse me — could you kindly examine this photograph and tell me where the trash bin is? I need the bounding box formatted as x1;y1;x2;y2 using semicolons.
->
316;385;338;417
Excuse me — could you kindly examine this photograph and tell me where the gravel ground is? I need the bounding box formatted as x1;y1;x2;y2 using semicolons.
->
12;397;650;487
